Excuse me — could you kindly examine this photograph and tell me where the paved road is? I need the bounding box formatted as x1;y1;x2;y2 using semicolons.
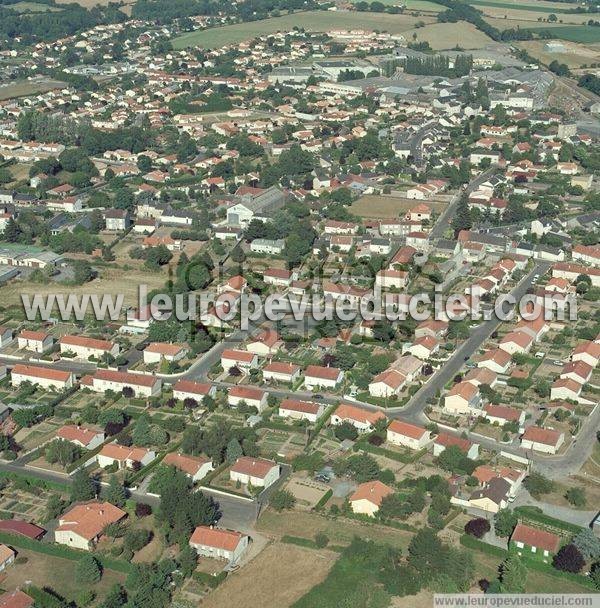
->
429;166;496;240
0;357;95;375
388;260;552;424
513;488;598;528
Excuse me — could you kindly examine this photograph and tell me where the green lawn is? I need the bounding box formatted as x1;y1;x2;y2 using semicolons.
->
524;25;600;42
173;10;430;49
467;0;570;13
292;538;391;608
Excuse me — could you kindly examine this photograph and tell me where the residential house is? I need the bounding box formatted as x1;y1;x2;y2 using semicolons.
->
229;456;280;488
55;501;127;551
59;335;119;360
349;480;394;517
510;523;560;563
304;365;343;390
433;433;479;460
278;399;323;423
0;590;34;608
262;361;301;384
143;342;189;364
227;386;267;411
17;330;53;353
246;329;284;356
221;349;258;372
444;381;481;415
189;526;249;563
520;426;564;454
172;380;216;403
330;403;386;433
97;444;155;469
56;425;105;450
85;369;162;398
11;364;74;390
387;420;431;450
163;452;213;483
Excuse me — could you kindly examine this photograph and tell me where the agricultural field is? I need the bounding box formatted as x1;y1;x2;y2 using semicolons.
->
10;1;61;11
402;21;494;49
1;263;166;310
0;78;65;101
516;40;600;68
467;0;576;13
351;0;443;10
172;10;434;49
199;542;338;608
481;8;592;24
525;25;600;43
351;194;447;218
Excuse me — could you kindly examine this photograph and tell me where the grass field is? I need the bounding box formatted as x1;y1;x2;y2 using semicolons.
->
351;0;443;10
1;549;126;603
351;194;447;218
172;10;433;49
200;542;337;608
0;78;65;101
10;1;61;11
467;0;571;13
403;21;494;49
482;9;592;24
525;25;600;43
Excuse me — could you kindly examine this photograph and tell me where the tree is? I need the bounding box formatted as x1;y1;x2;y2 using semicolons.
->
334;421;359;442
269;489;296;512
494;509;517;538
72;260;94;285
315;532;329;548
178;545;197;579
572;528;600;561
46;494;66;520
500;554;527;592
132;415;152;446
71;469;96;502
225;438;243;464
452;195;472;235
592;563;600;591
105;475;126;508
553;544;585;573
464;518;490;539
565;487;586;507
76;554;102;584
523;472;554;498
437;445;476;475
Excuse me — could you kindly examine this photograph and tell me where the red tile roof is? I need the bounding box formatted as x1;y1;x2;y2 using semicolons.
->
190;526;244;551
12;364;72;383
305;365;342;380
228;385;265;401
145;342;186;356
59;335;114;351
18;330;50;342
522;426;562;446
56;501;126;541
511;523;560;553
173;380;213;396
435;433;473;453
263;361;300;375
222;349;256;363
349;480;394;506
279;399;320;415
387;420;428;440
484;404;522;422
56;425;102;446
0;590;34;608
230;456;277;479
163;452;211;476
93;368;158;387
334;403;386;426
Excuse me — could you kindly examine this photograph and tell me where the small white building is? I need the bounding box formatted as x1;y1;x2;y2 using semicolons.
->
11;364;74;390
17;330;54;354
386;420;431;450
229;456;280;488
304;365;343;390
163;452;214;483
520;426;564;454
189;526;249;563
278;398;323;423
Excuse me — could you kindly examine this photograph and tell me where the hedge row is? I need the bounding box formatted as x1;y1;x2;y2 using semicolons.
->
312;489;333;511
1;470;69;493
0;532;132;574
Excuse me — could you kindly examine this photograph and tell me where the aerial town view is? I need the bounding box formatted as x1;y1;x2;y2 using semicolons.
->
0;0;599;606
